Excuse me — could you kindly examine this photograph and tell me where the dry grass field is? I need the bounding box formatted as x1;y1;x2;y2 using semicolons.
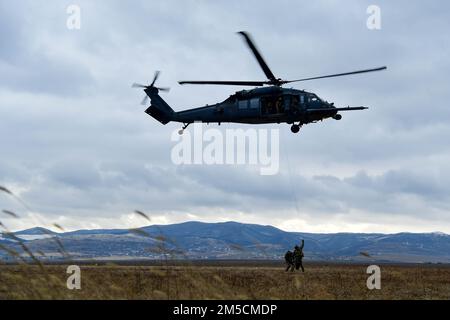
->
0;262;449;300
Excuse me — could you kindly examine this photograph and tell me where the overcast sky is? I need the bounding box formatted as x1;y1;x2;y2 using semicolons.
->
1;0;450;233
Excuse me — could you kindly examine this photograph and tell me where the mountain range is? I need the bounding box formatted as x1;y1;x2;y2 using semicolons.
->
1;221;449;263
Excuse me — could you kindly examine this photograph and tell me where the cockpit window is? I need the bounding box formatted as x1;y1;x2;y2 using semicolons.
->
308;93;321;102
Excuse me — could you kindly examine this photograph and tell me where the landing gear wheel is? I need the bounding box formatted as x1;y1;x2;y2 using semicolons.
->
178;123;192;135
291;124;300;134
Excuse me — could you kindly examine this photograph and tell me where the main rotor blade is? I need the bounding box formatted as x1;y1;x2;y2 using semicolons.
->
284;66;387;83
178;80;267;86
237;31;277;82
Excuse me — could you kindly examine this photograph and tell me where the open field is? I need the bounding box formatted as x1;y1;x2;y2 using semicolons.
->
0;262;449;300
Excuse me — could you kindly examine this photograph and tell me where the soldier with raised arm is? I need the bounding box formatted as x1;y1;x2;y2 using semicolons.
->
293;240;305;272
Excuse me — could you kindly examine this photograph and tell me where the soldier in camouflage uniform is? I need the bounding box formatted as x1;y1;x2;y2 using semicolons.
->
284;240;305;272
293;240;305;272
285;250;294;272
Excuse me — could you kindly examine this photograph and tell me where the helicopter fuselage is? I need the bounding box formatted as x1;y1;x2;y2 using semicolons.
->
171;86;337;126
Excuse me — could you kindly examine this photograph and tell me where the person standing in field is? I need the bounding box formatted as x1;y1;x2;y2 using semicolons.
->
293;240;305;272
284;240;305;272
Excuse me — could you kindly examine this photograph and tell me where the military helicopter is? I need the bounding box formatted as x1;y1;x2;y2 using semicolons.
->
132;31;386;134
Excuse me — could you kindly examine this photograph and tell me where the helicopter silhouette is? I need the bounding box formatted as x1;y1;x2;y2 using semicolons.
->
132;31;386;134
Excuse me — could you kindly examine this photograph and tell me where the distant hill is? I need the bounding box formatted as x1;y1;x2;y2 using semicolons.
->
13;227;57;236
1;221;449;263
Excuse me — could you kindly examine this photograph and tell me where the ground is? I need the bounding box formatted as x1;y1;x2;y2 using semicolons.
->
0;262;449;300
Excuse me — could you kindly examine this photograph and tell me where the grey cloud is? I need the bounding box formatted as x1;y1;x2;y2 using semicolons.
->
0;3;95;96
1;0;450;232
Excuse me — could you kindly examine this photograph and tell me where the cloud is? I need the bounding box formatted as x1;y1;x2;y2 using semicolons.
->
1;0;450;233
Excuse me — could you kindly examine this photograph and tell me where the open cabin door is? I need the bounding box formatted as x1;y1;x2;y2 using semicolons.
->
261;95;286;117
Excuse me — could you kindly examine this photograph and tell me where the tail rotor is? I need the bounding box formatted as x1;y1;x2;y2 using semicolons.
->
132;71;170;105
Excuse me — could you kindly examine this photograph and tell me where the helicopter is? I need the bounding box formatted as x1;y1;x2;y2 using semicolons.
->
132;31;386;134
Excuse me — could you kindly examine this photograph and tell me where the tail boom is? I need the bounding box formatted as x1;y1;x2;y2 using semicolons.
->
144;87;174;125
